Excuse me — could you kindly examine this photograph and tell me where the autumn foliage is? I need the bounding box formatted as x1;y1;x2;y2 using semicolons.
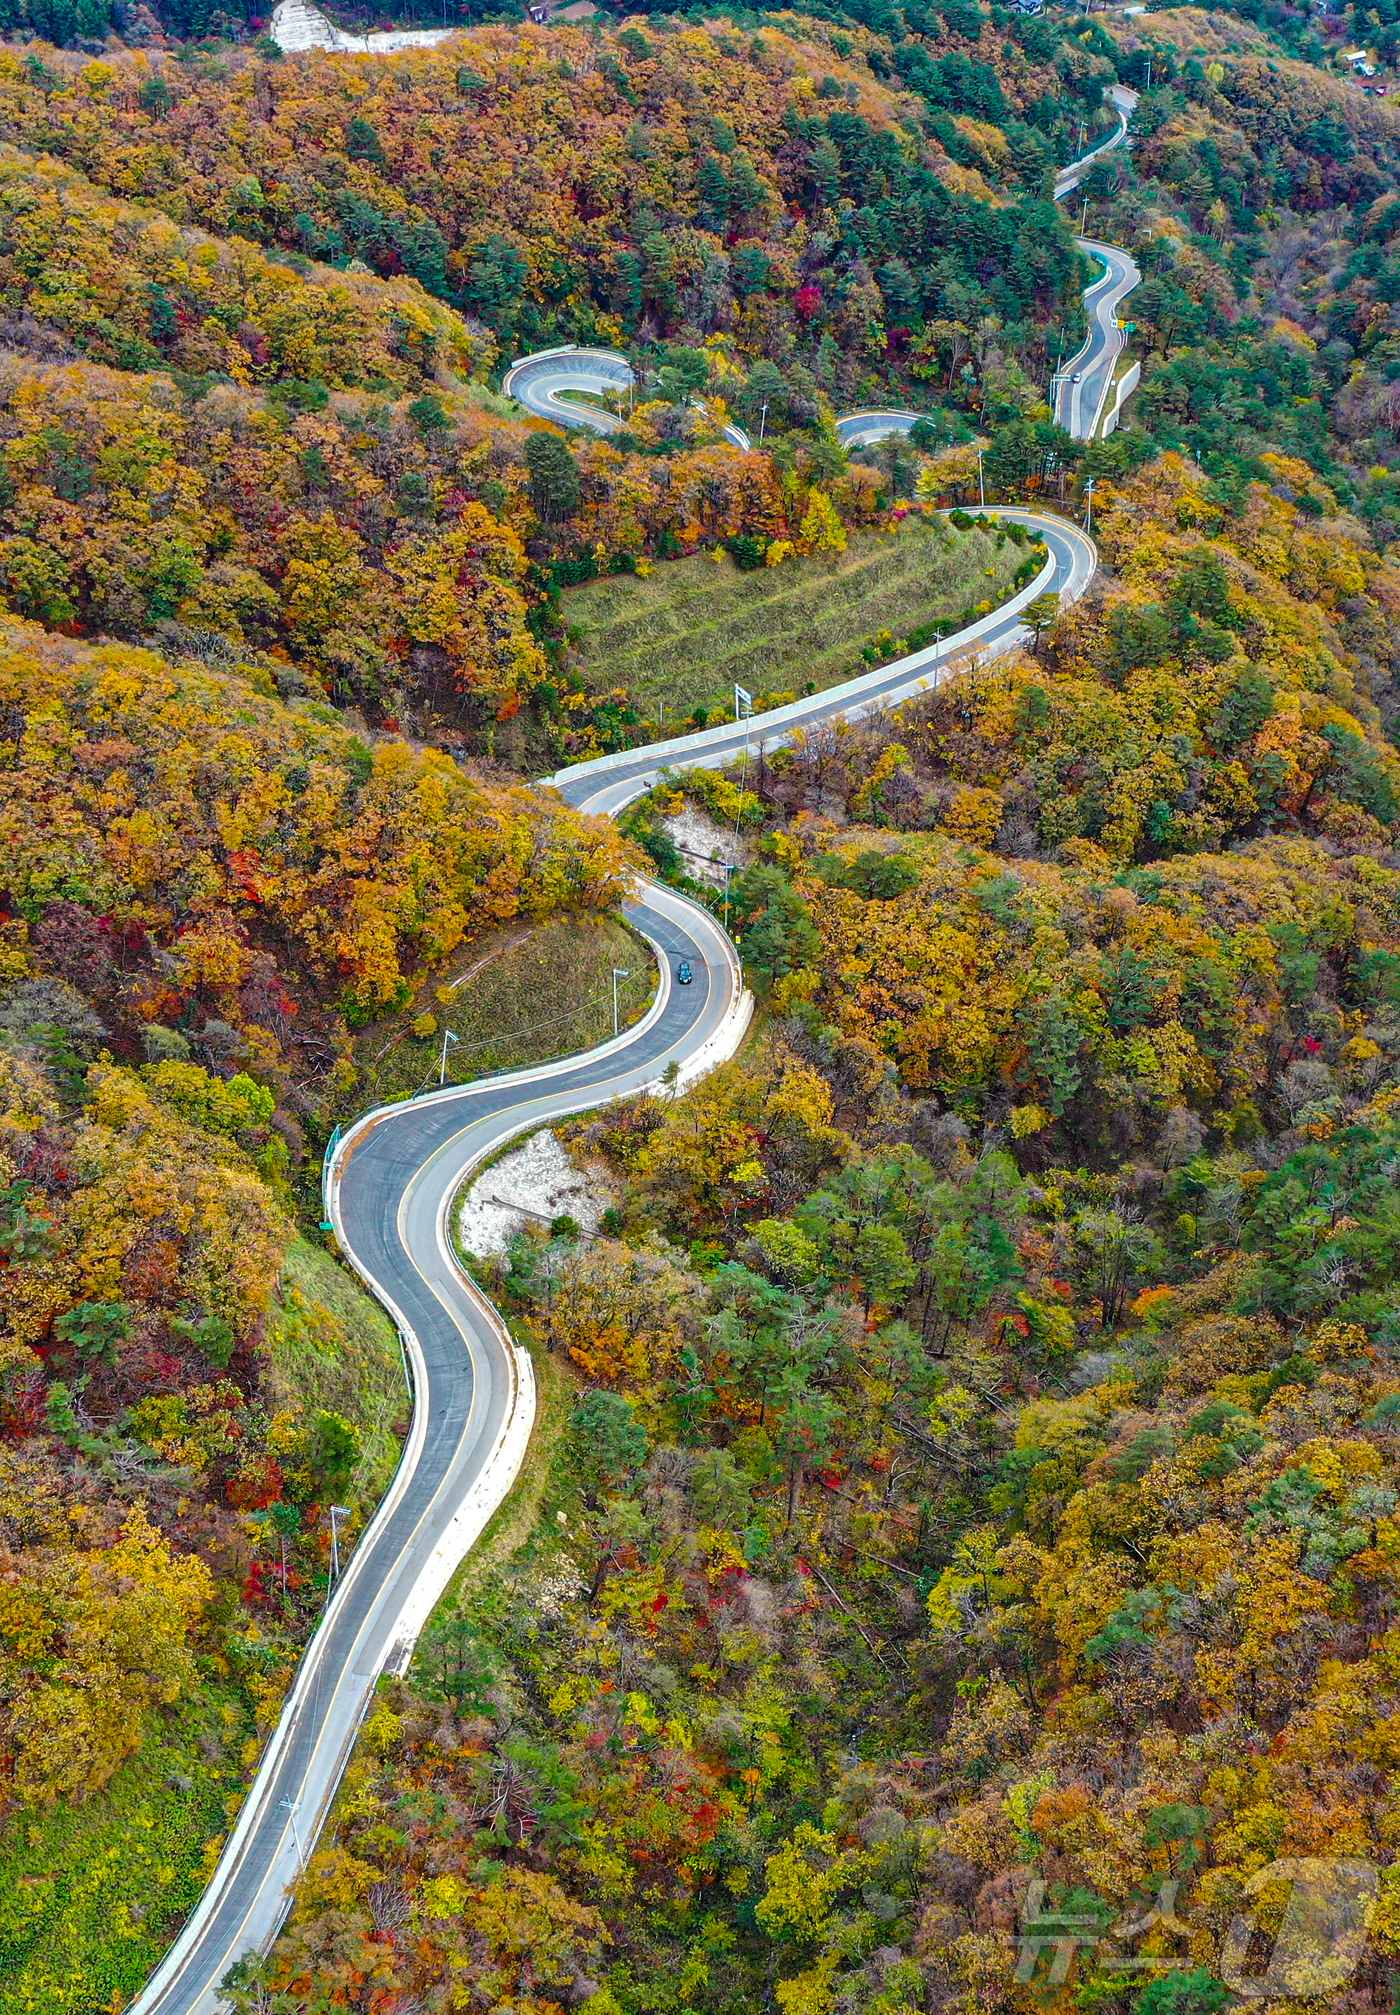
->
228;450;1400;2015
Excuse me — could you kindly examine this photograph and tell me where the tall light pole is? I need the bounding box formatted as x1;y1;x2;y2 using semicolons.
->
612;968;631;1038
439;1025;460;1086
1084;477;1095;536
977;446;985;509
758;397;769;444
328;1505;350;1588
282;1799;305;1872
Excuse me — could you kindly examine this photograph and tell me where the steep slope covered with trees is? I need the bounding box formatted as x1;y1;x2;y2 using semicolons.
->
7;4;1400;2011
0;30;1094;757
0;25;1093;391
0;607;630;2008
228;452;1400;2013
1064;10;1400;529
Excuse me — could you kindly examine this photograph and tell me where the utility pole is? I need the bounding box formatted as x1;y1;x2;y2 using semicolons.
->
439;1026;460;1086
612;968;631;1038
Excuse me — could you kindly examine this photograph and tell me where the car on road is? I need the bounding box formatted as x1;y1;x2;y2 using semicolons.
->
1071;372;1082;383
677;960;694;985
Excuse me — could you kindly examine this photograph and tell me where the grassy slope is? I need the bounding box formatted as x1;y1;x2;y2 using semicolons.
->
564;519;1020;718
0;1689;252;2015
353;914;657;1109
265;1236;408;1506
441;1330;578;1608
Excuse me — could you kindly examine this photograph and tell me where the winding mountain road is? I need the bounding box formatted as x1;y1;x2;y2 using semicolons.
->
1054;88;1141;440
507;91;1138;457
131;105;1134;2015
1054;236;1140;439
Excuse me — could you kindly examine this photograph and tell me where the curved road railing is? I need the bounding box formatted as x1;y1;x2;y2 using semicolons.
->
132;108;1131;2015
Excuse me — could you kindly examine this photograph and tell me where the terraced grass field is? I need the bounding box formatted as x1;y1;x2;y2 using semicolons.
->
564;516;1022;719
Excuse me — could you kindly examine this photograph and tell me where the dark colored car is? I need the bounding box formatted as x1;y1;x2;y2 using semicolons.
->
677;960;694;985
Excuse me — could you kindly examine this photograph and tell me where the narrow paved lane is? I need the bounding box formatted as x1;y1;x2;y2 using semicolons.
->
1054;88;1141;440
1054;237;1140;439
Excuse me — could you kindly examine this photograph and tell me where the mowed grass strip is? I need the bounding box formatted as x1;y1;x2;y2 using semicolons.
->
564;518;1020;718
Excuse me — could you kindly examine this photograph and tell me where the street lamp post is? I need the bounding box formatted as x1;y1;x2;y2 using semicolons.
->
977;446;985;509
439;1026;460;1086
612;968;631;1038
758;397;769;445
328;1505;350;1587
282;1799;305;1872
1084;477;1096;536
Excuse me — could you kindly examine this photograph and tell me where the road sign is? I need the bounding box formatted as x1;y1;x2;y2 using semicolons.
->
734;683;754;718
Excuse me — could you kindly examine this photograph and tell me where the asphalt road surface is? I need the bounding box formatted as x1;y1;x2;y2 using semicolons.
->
1054;236;1142;440
131;884;746;2015
1053;90;1141;440
500;346;632;434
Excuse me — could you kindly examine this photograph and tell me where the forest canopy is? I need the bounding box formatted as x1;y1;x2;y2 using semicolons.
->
6;2;1400;2011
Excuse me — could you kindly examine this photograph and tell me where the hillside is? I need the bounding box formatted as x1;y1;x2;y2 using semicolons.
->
229;456;1400;2015
0;23;1093;384
4;0;1400;2010
563;513;1023;723
0;21;1109;761
0;608;629;2009
1068;9;1400;529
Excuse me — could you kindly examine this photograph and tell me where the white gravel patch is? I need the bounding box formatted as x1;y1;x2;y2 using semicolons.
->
457;1128;616;1257
662;804;752;888
270;0;453;51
